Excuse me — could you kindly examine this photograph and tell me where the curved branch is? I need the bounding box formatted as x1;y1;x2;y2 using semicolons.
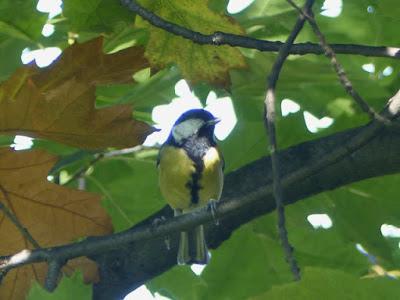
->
120;0;400;59
93;92;400;299
0;92;399;298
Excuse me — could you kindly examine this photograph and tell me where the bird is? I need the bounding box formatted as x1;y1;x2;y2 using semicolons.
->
157;109;224;265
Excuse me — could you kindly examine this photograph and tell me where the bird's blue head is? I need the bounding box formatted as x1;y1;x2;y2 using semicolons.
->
169;109;219;145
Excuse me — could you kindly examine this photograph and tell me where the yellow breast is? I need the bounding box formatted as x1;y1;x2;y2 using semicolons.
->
158;146;195;209
198;147;224;207
158;146;223;211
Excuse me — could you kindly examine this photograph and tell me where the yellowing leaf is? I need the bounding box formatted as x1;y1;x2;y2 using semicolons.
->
0;37;155;149
0;148;113;300
137;0;246;85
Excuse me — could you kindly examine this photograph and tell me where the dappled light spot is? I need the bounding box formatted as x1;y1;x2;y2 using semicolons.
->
21;47;62;68
281;99;300;117
362;63;375;73
307;214;333;229
206;92;237;140
321;0;342;18
381;224;400;238
9;249;32;265
11;135;33;151
124;285;170;300
303;111;334;133
42;24;55;37
36;0;62;18
227;0;255;14
191;263;207;276
382;66;393;77
367;5;375;13
386;47;400;57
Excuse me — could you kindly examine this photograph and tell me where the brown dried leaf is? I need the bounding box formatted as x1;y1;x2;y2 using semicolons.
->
0;37;154;149
0;148;113;299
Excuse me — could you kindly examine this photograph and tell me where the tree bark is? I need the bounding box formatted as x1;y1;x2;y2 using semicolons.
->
93;120;400;299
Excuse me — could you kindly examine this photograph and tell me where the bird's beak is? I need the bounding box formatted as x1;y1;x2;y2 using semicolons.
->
207;118;220;126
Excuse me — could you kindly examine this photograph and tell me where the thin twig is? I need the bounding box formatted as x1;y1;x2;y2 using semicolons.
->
103;145;155;157
0;91;399;284
264;0;315;281
63;153;104;186
0;186;40;248
120;0;400;60
287;0;390;124
62;146;157;185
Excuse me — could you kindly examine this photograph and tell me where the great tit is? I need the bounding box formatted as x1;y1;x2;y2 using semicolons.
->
158;109;224;265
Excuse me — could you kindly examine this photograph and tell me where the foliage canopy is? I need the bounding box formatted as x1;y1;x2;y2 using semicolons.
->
0;0;399;299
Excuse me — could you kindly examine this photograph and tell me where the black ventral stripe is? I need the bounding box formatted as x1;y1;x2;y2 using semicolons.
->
183;136;210;205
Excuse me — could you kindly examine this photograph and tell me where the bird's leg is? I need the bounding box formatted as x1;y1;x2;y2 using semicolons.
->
207;199;219;226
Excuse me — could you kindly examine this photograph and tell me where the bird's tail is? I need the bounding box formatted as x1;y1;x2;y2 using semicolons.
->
177;225;209;265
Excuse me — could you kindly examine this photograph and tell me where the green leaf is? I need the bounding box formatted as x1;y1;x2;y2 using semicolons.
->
252;267;400;300
28;272;91;300
0;135;13;146
136;0;246;85
148;224;293;300
251;208;368;276
86;153;164;231
234;0;297;40
103;26;149;53
0;0;46;42
0;0;46;79
281;174;400;269
220;118;268;172
64;0;134;33
317;175;400;266
96;67;181;111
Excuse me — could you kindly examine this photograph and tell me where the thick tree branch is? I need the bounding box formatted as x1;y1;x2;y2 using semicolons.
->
93;91;400;299
120;0;400;60
1;92;399;298
264;0;315;281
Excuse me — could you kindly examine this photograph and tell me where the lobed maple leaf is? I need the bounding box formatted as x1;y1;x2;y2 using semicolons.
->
0;148;113;299
136;0;246;85
0;37;155;149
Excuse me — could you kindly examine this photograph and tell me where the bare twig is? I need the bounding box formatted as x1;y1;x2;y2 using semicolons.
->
287;0;389;124
120;0;400;60
264;0;315;281
0;186;40;248
103;145;155;157
62;146;157;185
63;153;104;186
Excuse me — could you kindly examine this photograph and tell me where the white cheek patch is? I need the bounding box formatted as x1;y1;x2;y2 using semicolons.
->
172;118;204;143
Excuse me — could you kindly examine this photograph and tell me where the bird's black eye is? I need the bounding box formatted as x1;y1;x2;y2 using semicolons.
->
198;122;215;140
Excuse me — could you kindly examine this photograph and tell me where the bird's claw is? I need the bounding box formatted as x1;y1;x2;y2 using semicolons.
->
208;199;219;226
151;216;167;228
